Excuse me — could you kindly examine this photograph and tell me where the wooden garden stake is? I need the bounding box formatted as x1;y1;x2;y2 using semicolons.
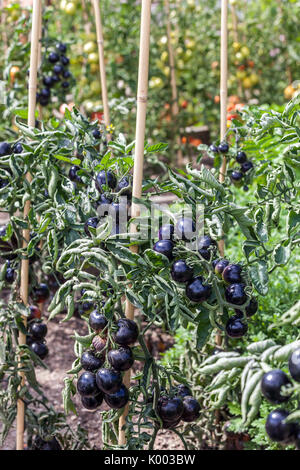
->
92;0;110;129
16;0;42;451
216;0;228;347
164;0;183;167
118;0;152;447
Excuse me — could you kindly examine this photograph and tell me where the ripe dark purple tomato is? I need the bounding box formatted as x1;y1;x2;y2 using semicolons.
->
288;349;300;383
28;305;42;321
60;55;70;66
30;341;49;360
236;151;247;164
48;52;59;63
176;384;192;398
235;297;258;318
107;346;134;371
57;42;67;53
209;144;219;153
214;259;229;277
84;217;99;237
104;384;129;409
92;128;101;139
5;267;15;283
29;322;47;341
89;310;108;332
175;218;196;241
181;396;200;422
157;397;184;423
158;224;174;241
153;240;174;260
13;143;23;153
171;259;193;283
62;81;70;89
96;368;122;394
231;171;243;184
114;318;139;346
40;88;51;98
81;393;103;410
116;177;131;197
62;70;71;79
186;277;211;303
218;142;229;153
33;436;61;451
225;315;248;338
241;161;253;173
81;351;104;372
32;283;50;303
68;165;82;183
265;409;295;442
51;74;60;83
0;142;12;157
261;370;292;404
96;170;117;191
222;264;243;284
77;371;99;397
198;235;217;260
225;283;247;305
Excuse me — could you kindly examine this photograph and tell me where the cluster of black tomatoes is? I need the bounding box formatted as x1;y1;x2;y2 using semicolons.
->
261;348;300;448
36;42;72;107
76;310;138;411
0;142;23;188
209;142;254;191
152;222;257;339
68;169;131;237
26;303;49;360
156;384;200;429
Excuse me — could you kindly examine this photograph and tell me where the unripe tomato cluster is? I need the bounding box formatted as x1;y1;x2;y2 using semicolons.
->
261;348;300;448
77;313;139;411
36;42;73;107
232;42;259;91
157;384;200;429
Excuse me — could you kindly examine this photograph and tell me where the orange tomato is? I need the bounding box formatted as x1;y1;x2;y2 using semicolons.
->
248;60;255;68
181;100;188;109
227;103;235;112
10;66;20;81
229;95;240;104
181;136;187;144
214;95;220;104
189;137;202;146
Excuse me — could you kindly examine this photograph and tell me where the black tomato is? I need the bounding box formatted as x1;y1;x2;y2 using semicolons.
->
218;142;229;153
171;259;193;283
153;240;174;260
0;142;12;157
96;170;117;191
30;341;49;360
261;369;292;405
77;371;99;397
95;368;122;394
116;177;131;197
89;310;108;332
222;263;243;284
92;128;101;139
186;277;211;303
214;259;230;277
68;165;82;183
231;171;243;184
32;283;50;303
60;56;70;66
29;322;47;341
288;348;300;383
40;88;51;98
84;217;99;237
209;144;219;153
48;52;59;63
241;161;253;173
225;283;247;305
157;397;184;423
62;81;70;89
28;305;42;321
81;393;103;410
175;218;196;241
265;409;295;442
104;384;129;409
56;43;67;53
13;143;23;153
225;315;248;338
107;346;134;371
235;297;258;318
81;351;104;372
236;151;247;164
158;224;174;241
114;318;139;346
181;396;200;422
62;70;71;79
176;384;192;398
198;235;217;260
5;267;15;283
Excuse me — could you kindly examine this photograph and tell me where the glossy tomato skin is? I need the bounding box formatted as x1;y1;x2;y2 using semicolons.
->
235;297;258;318
69;165;82;183
236;151;247;164
77;371;99;397
186;277;211;303
84;217;99;237
29;322;47;341
157;397;184;423
114;318;139;346
175;218;196;241
222;264;243;284
5;267;15;283
0;142;12;157
48;52;59;63
215;259;230;277
81;351;104;372
171;260;193;283
116;177;131;197
225;315;248;338
218;142;229;153
30;341;49;360
153;240;174;260
81;393;103;410
288;349;300;383
104;384;129;409
32;283;50;303
96;170;117;191
28;305;42;321
225;283;247;305
198;235;217;260
13;143;23;154
182;396;200;422
92;129;101;139
261;370;292;404
89;310;108;332
265;409;295;442
158;224;174;241
231;171;243;184
96;368;122;394
108;346;134;371
241;161;253;173
176;384;192;398
209;144;219;153
61;56;70;66
57;42;67;53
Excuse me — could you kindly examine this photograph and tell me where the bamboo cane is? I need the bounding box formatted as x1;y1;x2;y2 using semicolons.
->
216;0;228;347
16;0;41;451
230;2;243;98
164;0;183;167
92;0;110;129
118;0;152;447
